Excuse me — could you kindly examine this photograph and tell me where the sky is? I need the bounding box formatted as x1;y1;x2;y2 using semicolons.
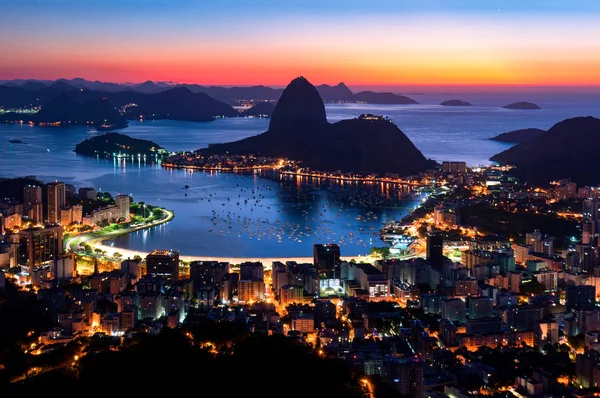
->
1;0;600;87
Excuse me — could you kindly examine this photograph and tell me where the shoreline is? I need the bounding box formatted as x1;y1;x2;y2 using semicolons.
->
66;207;379;265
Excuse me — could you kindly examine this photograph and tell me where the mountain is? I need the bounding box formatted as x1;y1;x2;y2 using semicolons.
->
241;102;275;117
75;132;166;158
490;128;546;144
201;77;434;175
502;101;541;110
315;82;354;102
20;81;48;91
353;91;418;105
490;117;600;185
181;84;283;102
33;94;127;127
440;99;472;106
132;80;171;94
112;86;239;121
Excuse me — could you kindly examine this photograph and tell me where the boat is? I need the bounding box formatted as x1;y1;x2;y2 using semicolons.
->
9;139;25;144
184;185;190;189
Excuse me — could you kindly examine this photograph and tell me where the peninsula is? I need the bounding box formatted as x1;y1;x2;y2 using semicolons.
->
490;116;600;185
74;132;168;159
200;77;435;176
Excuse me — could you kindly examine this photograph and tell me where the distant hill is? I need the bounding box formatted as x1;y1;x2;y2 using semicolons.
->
440;99;472;106
502;101;541;110
241;102;275;118
201;77;434;175
75;132;167;158
353;91;418;105
490;128;546;144
0;94;127;128
315;82;354;102
490;117;600;185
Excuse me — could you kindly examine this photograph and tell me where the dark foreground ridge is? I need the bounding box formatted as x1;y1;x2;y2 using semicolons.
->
201;77;435;176
489;128;546;144
490;116;600;185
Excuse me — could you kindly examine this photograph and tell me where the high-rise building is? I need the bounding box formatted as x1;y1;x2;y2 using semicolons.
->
145;250;179;283
237;279;265;302
10;225;63;272
60;207;73;226
313;243;341;278
27;203;43;224
239;261;264;281
115;194;131;221
526;231;543;253
72;204;83;224
583;199;600;221
426;234;443;269
23;185;42;211
47;181;65;224
383;356;424;398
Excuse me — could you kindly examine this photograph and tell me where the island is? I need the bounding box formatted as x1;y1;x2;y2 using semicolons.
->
440;99;472;106
490;128;546;144
352;91;419;105
502;101;541;110
198;76;435;176
74;132;168;159
241;101;275;118
490;116;600;185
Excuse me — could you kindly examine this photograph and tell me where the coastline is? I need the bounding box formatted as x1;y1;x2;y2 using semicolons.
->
65;207;379;265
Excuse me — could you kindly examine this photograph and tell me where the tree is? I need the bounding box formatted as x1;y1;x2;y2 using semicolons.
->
113;252;123;261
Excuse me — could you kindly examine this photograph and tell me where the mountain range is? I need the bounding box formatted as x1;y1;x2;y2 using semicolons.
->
0;77;420;105
201;76;436;176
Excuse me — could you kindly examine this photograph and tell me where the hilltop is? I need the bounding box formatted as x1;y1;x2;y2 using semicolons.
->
490;117;600;185
490;128;546;144
201;77;434;175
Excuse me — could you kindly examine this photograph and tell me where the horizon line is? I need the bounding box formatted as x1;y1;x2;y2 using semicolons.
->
2;76;600;89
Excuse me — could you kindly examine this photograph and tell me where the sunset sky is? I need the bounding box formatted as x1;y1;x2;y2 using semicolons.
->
1;0;600;87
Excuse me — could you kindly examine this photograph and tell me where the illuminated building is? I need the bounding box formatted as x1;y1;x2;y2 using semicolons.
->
280;284;303;305
468;296;494;319
237;279;265;302
121;304;138;331
342;262;389;299
441;161;467;174
60;207;72;225
139;291;164;320
121;257;142;282
10;225;63;272
115;194;131;221
28;202;43;223
72;204;83;224
51;253;75;279
145;250;179;283
47;181;65;224
441;298;466;323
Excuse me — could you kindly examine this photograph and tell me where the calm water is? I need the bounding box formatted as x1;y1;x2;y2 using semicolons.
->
1;94;599;257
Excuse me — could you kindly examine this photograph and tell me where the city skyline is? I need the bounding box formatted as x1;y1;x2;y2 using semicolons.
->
2;0;600;87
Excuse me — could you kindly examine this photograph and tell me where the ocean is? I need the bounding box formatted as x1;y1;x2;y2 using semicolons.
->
1;92;599;257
